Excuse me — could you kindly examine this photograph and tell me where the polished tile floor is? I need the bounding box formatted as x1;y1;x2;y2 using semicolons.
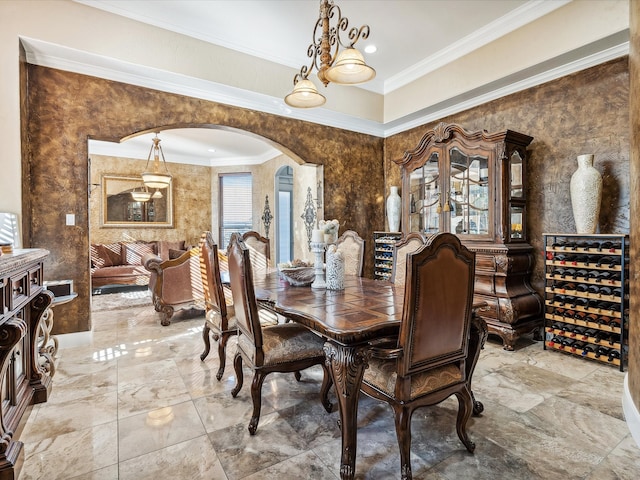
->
18;291;640;479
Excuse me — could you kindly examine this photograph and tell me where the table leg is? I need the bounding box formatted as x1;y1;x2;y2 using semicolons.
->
323;341;370;480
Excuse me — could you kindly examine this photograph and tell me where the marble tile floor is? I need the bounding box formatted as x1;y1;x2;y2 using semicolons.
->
17;300;640;480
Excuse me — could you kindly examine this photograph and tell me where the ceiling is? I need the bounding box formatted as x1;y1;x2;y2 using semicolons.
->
72;0;613;166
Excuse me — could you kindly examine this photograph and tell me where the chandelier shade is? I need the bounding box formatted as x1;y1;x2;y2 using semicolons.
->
131;186;152;202
324;47;376;85
142;133;172;189
284;0;375;108
284;78;326;108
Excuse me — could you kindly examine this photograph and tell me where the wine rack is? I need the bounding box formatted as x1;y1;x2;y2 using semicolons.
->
373;231;402;280
543;233;629;371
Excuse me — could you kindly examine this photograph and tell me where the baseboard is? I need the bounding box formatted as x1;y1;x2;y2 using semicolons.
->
623;374;640;448
56;331;93;349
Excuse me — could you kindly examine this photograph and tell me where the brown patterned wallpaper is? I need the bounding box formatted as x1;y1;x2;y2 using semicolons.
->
24;65;384;334
385;57;630;297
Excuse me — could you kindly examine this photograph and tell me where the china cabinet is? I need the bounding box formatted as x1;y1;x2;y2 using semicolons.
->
394;122;542;350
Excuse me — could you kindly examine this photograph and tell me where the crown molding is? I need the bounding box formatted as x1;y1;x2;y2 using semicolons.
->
384;0;572;94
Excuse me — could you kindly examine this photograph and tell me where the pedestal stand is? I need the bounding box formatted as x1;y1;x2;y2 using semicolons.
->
310;241;326;289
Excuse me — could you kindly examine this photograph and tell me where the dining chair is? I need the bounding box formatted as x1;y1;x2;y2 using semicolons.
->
241;230;281;324
242;230;270;278
360;232;477;480
390;232;429;286
199;231;278;380
335;230;365;277
227;233;333;435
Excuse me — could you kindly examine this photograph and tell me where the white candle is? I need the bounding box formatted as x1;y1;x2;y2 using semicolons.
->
312;229;324;243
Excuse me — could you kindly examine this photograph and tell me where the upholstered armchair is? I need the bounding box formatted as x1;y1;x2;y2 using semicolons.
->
360;232;480;480
334;230;365;277
227;233;332;435
143;247;205;326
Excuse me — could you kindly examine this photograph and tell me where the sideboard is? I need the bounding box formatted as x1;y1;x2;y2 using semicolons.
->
0;249;52;479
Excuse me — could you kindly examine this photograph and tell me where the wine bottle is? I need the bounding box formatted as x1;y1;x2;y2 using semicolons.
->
595;345;610;359
582;343;596;356
570;341;585;353
607;349;621;362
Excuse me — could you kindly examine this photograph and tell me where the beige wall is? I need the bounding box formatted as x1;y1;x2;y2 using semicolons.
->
89;155;211;246
209;155;321;264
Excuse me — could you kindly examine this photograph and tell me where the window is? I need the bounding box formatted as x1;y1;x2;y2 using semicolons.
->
219;173;253;249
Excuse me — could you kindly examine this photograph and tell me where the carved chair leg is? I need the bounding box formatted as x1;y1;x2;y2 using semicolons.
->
215;332;229;381
160;306;174;326
200;324;211;361
249;371;267;435
231;353;243;398
393;404;413;480
455;387;476;453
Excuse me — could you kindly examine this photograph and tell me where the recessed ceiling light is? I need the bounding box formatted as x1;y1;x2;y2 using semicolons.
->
364;45;377;54
208;148;216;153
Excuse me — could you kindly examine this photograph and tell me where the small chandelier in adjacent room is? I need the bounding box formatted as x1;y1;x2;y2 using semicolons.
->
131;184;152;202
142;133;172;189
284;0;375;108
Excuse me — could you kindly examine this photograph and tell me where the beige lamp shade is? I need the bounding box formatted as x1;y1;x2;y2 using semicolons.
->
325;47;376;85
131;190;152;202
141;172;172;189
284;79;326;108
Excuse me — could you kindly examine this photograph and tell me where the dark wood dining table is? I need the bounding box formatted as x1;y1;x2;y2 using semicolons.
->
252;272;487;480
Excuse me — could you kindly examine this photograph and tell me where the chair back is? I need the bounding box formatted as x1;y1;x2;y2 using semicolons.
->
242;231;270;278
335;230;365;277
227;233;264;354
199;231;229;324
399;232;475;377
391;232;429;285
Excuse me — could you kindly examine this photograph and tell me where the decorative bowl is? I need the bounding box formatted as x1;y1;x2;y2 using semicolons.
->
278;266;315;287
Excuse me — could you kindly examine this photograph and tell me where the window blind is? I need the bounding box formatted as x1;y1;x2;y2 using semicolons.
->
220;173;253;249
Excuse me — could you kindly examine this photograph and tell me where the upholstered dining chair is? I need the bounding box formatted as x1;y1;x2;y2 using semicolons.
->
390;232;429;286
227;233;333;435
242;231;270;278
360;232;477;480
199;231;277;380
335;230;365;277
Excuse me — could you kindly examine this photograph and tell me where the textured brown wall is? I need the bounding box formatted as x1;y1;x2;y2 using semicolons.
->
385;58;630;296
25;65;384;334
89;154;211;246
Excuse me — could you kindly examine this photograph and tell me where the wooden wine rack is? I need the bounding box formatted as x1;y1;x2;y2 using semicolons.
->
373;232;402;281
543;233;629;371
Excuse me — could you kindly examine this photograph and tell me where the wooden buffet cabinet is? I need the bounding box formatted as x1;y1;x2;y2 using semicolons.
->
394;122;543;350
0;249;53;479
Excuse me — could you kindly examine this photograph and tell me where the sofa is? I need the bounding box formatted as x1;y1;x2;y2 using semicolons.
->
91;240;188;288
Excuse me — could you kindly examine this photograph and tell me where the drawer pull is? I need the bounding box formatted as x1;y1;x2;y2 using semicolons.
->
14;286;23;295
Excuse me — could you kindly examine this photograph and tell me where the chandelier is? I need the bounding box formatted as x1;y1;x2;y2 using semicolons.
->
284;0;375;109
131;184;152;202
141;133;172;189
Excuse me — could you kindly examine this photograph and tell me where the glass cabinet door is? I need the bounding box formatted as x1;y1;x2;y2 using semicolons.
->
408;151;440;234
448;147;489;236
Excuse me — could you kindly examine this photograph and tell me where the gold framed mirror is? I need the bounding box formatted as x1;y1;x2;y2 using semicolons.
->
101;174;173;228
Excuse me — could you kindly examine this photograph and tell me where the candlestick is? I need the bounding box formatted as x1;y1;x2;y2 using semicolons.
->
310;241;326;289
312;228;325;243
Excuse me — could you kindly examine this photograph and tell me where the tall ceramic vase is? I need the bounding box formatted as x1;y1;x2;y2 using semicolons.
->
570;154;602;234
386;186;401;232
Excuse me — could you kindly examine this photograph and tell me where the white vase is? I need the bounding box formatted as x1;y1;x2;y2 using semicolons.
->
570;154;602;234
325;246;345;290
386;186;401;232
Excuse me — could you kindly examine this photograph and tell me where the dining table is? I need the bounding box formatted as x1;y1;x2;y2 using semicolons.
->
252;271;488;480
